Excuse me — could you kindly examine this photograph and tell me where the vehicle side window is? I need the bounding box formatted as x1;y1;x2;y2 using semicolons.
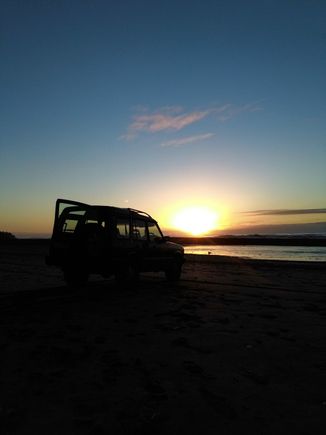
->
147;222;162;241
63;218;79;233
132;219;147;240
116;219;130;238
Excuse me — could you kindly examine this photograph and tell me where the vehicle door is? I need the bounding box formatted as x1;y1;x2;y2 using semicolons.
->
82;208;107;262
147;220;171;268
50;199;90;262
110;214;132;258
53;199;89;236
130;218;150;269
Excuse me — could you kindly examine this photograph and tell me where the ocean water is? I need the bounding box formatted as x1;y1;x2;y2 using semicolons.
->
184;245;326;262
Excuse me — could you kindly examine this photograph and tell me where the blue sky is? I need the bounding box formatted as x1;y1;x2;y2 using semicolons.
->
1;0;325;236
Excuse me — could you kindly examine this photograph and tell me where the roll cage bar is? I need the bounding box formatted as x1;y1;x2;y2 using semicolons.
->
54;199;155;223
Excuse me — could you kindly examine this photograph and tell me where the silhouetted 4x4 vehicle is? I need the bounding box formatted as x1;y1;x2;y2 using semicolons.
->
46;199;184;286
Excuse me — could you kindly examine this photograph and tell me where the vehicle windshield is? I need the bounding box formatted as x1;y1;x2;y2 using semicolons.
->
147;221;163;241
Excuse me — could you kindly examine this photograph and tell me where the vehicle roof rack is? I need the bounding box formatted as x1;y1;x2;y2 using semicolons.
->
128;208;153;220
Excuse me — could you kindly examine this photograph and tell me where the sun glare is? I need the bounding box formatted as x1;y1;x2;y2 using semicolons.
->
172;206;220;236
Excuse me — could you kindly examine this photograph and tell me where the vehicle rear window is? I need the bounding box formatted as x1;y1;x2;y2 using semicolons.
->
61;210;86;233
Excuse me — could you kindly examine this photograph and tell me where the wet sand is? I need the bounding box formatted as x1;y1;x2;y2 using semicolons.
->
1;241;326;434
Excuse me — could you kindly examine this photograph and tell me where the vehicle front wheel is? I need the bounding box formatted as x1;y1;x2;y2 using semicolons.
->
115;263;139;284
165;261;182;282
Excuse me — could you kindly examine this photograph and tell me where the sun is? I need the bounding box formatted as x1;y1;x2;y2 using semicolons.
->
172;206;220;236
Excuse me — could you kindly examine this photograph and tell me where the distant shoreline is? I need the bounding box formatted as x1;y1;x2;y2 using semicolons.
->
170;236;326;247
1;236;326;247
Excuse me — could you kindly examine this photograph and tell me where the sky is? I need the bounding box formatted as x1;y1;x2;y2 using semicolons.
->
1;0;326;237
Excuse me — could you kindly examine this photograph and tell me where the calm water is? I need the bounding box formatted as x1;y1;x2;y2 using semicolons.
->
184;245;326;262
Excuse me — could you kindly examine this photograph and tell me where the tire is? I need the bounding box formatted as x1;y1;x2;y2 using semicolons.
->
63;267;88;288
115;263;139;284
165;260;182;282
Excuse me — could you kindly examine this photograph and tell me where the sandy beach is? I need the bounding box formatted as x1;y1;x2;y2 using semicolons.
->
1;241;326;434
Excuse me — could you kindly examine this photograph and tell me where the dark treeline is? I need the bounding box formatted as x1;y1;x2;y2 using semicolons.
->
0;231;16;241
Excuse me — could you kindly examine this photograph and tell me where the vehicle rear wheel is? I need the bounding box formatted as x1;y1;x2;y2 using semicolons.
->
63;267;88;288
165;260;182;282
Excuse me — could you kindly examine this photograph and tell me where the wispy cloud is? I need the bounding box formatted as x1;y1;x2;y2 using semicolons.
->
214;102;263;122
132;111;209;132
160;133;215;147
121;106;210;140
121;102;263;140
242;208;326;216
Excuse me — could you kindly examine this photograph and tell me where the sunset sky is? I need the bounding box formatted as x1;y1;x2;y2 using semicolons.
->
1;0;325;237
